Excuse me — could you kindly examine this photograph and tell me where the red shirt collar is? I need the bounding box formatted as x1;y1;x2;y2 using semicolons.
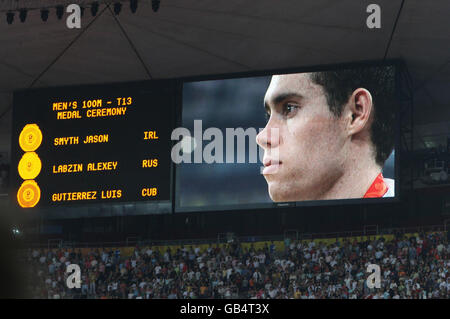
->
363;173;388;198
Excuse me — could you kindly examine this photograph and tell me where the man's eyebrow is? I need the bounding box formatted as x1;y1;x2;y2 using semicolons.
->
264;92;304;111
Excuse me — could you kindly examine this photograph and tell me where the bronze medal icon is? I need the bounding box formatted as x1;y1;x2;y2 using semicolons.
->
18;152;42;180
19;124;43;152
17;180;41;208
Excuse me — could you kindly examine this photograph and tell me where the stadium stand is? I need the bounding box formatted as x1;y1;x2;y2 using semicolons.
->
25;230;450;299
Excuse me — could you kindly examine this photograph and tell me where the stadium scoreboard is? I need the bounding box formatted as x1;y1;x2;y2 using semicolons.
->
11;81;176;208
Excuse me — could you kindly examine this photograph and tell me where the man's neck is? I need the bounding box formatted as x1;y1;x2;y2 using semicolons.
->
320;148;382;200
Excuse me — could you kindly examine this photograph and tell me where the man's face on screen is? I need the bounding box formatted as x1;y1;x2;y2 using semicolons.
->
256;73;348;202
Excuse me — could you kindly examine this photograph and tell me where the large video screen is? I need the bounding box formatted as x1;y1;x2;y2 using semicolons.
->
176;63;398;211
11;80;176;214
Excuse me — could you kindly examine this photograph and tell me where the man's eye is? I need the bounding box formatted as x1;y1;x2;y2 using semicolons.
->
282;103;298;116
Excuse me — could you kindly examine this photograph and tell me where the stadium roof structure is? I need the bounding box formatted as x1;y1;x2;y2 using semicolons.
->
0;0;449;152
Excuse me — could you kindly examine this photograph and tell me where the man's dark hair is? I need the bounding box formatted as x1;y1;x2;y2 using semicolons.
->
310;65;396;166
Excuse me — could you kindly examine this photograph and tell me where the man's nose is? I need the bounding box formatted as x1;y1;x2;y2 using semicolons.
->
256;125;280;149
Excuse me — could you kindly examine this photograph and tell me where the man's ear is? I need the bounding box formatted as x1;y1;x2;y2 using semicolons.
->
346;88;373;136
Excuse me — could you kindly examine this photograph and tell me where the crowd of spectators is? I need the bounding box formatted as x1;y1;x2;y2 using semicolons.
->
26;231;450;299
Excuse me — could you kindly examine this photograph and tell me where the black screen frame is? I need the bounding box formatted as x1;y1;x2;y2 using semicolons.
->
9;59;403;219
175;59;402;213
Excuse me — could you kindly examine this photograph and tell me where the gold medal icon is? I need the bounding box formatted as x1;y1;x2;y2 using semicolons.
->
17;180;41;208
19;124;43;152
18;152;42;180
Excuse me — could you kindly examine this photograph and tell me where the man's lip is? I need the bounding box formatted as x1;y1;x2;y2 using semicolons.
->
261;159;282;175
263;159;282;167
262;163;281;175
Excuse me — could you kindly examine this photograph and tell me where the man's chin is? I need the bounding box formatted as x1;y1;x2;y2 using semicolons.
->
268;184;297;203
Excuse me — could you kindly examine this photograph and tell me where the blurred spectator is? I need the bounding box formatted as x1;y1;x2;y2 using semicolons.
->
23;232;450;299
